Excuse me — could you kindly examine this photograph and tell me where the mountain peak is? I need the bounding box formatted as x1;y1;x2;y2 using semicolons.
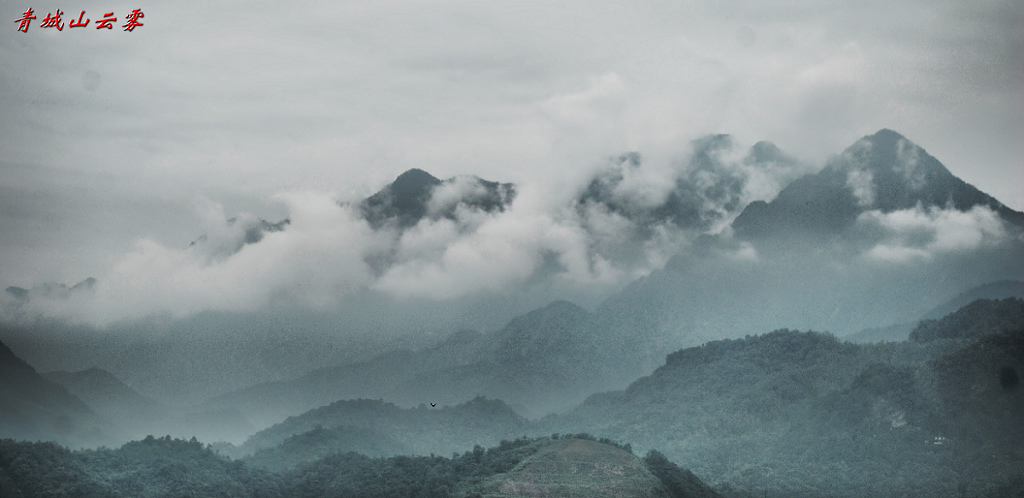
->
360;168;515;230
359;169;442;229
834;129;942;178
732;129;1024;237
867;128;906;143
391;168;442;197
832;130;1022;220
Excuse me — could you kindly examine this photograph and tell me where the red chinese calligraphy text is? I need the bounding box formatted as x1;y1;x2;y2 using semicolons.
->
95;12;116;29
69;10;89;28
122;8;143;32
39;9;65;31
14;8;36;32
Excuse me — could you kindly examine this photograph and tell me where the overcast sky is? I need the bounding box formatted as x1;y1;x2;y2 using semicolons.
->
2;0;1022;301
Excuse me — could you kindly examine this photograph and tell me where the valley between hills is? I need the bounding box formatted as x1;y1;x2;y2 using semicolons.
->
3;129;1024;497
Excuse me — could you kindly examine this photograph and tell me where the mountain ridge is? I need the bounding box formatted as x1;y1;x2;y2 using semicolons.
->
0;340;109;447
732;129;1024;238
205;298;632;424
540;299;1024;496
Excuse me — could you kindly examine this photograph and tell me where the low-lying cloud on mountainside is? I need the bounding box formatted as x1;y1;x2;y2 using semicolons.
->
857;205;1010;263
2;136;810;327
3;130;1022;334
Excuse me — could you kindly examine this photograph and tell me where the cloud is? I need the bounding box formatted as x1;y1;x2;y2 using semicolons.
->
371;177;631;300
427;176;490;219
4;159;1020;339
373;209;545;299
2;1;1022;314
4;0;1022;328
846;168;876;207
577;135;809;238
6;126;831;325
540;73;629;127
12;122;1017;329
7;192;382;324
895;138;926;190
187;199;289;262
4;133;813;324
859;204;1008;263
366;134;812;301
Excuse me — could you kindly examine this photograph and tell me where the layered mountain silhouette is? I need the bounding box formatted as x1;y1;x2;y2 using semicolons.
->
845;280;1024;343
43;368;167;441
909;297;1024;342
4;128;1023;447
117;125;1024;427
209;298;1024;496
207;300;630;425
238;396;528;458
0;434;720;497
0;340;108;447
733;129;1024;238
919;280;1024;320
44;368;162;415
2;128;1023;496
242;424;412;472
596;129;1024;345
232;398;719;497
541;299;1024;496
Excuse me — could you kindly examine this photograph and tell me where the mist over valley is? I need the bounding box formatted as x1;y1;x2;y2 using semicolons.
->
3;1;1023;493
2;127;1023;496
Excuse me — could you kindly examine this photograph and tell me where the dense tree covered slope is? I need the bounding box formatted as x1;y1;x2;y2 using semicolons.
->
0;435;717;498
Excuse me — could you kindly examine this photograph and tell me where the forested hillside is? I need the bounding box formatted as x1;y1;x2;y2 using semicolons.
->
238;396;528;459
4;298;1023;497
0;435;718;498
542;299;1024;497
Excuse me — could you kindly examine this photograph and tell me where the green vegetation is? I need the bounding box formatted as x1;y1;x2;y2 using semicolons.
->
644;450;721;498
0;436;280;497
909;297;1024;342
0;435;716;498
241;396;528;458
3;298;1022;497
469;437;711;498
243;424;411;472
545;300;1024;497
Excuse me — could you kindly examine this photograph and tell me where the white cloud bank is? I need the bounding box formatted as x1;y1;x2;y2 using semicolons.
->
4;135;812;325
4;137;1017;328
859;204;1008;263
